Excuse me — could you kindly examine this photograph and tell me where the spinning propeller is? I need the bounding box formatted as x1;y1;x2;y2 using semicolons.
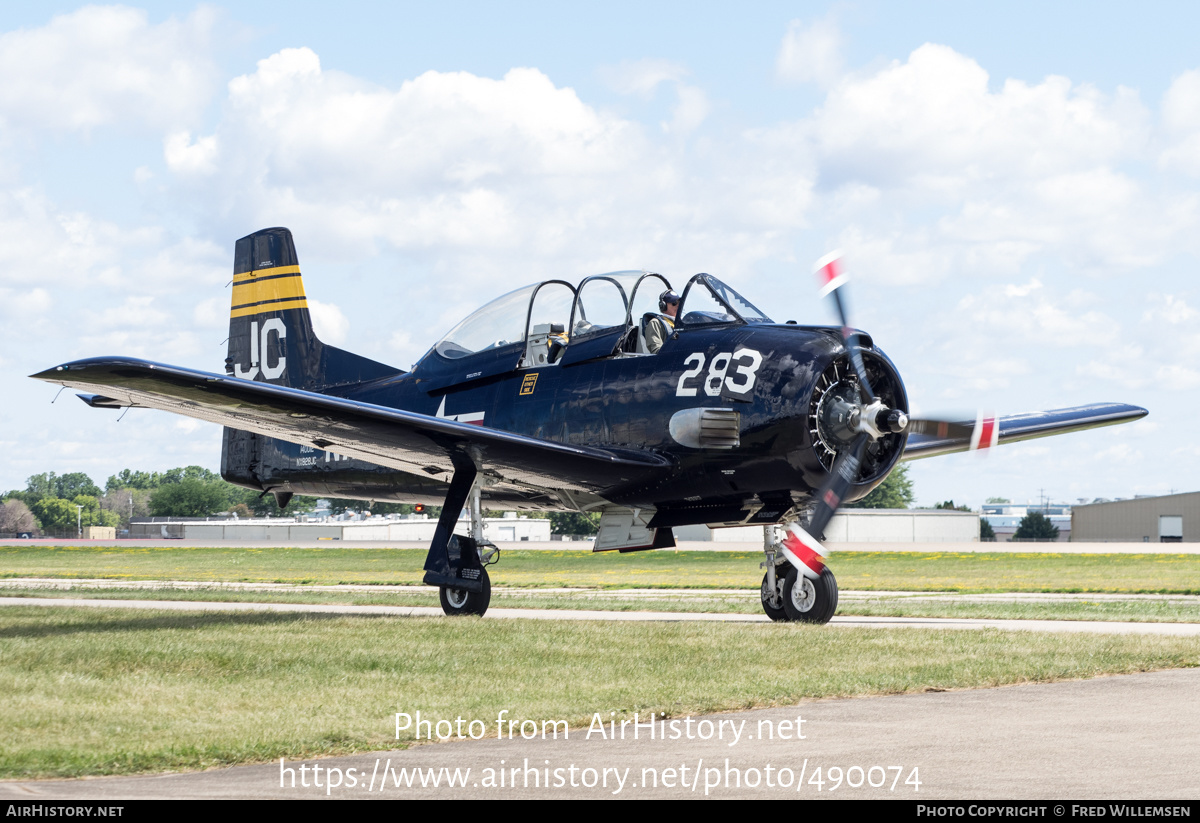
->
779;251;997;580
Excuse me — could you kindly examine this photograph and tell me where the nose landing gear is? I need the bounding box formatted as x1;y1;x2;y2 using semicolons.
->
760;524;838;624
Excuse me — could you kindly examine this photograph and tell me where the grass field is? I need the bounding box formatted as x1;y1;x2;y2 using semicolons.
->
3;604;1198;779
5;545;1200;779
4;584;1200;624
5;545;1200;593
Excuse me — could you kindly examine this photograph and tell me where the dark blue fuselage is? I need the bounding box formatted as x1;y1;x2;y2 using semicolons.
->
226;320;908;528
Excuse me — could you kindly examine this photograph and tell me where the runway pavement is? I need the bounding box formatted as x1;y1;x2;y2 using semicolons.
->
3;668;1197;799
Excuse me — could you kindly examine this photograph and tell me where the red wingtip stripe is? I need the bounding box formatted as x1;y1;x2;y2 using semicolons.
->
970;413;998;451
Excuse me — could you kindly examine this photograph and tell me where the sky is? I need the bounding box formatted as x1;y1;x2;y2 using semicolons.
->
1;1;1198;508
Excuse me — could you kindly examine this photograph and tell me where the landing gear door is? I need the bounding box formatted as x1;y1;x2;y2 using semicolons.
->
593;507;676;552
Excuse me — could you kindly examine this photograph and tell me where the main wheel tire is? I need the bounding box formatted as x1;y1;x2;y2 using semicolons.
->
760;570;787;622
439;567;491;616
781;566;838;624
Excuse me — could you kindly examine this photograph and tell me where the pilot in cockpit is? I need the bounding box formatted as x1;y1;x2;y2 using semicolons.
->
644;290;679;354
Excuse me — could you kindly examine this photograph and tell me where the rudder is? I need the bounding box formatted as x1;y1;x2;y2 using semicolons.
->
223;227;399;389
221;227;401;495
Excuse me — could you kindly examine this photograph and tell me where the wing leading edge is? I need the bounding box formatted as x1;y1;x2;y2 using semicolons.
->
901;403;1148;460
31;358;672;495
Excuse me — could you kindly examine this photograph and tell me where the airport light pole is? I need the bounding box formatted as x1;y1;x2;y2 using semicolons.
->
75;504;83;539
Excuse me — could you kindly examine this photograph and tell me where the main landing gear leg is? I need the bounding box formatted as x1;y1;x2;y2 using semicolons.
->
422;461;493;617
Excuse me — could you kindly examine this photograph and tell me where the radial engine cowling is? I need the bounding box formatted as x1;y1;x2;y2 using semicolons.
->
801;348;908;504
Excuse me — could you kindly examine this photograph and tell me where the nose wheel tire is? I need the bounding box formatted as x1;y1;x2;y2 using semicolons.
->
782;566;838;624
760;571;787;622
439;567;491;616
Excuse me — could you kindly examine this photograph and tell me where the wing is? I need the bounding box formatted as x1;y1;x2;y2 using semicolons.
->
32;358;672;495
901;403;1148;460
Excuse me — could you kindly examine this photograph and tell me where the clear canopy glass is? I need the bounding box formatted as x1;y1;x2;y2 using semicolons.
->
571;274;635;338
679;274;773;326
434;283;536;359
428;271;771;363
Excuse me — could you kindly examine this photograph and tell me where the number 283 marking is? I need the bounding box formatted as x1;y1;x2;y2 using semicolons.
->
676;348;763;397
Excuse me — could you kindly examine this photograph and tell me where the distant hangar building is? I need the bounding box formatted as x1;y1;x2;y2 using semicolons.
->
1071;492;1200;542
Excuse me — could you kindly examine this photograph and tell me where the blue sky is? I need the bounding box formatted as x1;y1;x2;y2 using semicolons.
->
2;1;1198;507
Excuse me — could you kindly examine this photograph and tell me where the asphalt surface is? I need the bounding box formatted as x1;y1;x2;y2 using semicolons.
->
3;669;1197;799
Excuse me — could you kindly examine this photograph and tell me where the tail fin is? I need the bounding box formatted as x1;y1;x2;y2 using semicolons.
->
222;227;401;496
224;227;399;390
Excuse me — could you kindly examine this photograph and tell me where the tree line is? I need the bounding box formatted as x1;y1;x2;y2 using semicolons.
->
0;467;602;536
1;463;929;537
0;468;336;535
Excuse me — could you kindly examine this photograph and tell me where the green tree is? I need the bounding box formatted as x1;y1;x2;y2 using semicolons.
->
106;469;163;491
73;495;120;529
934;500;972;512
25;472;101;501
150;478;230;517
160;466;220;485
25;475;100;499
1013;512;1059;541
846;464;914;509
29;498;81;533
985;497;1011;504
980;519;996;540
550;511;601;535
58;472;103;499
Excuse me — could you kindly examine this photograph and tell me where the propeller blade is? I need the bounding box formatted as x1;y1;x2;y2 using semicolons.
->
814;251;874;400
906;411;998;451
780;431;867;579
781;522;828;579
808;430;869;540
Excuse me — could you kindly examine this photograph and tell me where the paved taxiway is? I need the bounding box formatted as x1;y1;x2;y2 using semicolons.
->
3;668;1197;799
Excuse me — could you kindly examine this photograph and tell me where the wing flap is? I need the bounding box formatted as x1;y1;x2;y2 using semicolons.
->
33;358;672;494
902;403;1148;460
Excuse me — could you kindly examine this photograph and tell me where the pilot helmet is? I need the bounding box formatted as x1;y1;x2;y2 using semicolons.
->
658;290;680;313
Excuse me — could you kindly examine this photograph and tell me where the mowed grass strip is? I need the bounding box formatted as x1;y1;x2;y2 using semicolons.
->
4;545;1200;593
5;586;1200;624
1;605;1198;778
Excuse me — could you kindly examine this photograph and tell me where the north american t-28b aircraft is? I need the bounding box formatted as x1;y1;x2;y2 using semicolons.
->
33;228;1147;623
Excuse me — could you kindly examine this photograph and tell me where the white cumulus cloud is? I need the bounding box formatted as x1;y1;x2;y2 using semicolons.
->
0;5;221;133
777;17;844;87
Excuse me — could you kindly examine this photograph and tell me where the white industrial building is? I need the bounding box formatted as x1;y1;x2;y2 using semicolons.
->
676;509;980;543
129;512;551;542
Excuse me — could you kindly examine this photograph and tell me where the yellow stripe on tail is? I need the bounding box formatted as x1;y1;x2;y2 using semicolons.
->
229;265;308;318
